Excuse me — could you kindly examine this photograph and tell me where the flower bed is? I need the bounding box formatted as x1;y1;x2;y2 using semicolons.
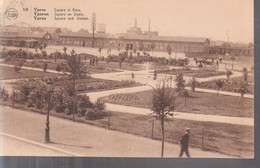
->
158;68;226;78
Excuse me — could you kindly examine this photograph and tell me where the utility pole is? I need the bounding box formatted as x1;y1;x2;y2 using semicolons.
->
92;12;96;48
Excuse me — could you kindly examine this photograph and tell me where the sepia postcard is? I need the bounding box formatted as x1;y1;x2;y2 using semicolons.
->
0;0;254;159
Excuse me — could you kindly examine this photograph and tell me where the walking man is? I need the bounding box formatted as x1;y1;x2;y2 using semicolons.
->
179;128;191;158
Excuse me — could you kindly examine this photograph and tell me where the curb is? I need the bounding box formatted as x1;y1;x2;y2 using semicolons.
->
0;132;82;156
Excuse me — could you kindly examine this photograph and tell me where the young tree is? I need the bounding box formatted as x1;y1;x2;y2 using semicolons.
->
238;82;248;98
167;44;172;61
63;47;67;56
151;79;177;157
118;53;127;69
63;54;88;121
182;89;189;107
226;69;233;80
151;44;155;56
242;67;248;81
231;56;235;70
175;73;185;95
98;48;102;57
191;77;196;92
133;48;137;57
153;70;157;80
215;80;224;95
43;62;48;72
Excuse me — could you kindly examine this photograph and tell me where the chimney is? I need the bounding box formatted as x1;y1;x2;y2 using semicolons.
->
148;19;150;32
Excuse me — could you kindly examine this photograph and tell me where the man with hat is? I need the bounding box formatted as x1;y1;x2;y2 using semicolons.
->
179;128;191;158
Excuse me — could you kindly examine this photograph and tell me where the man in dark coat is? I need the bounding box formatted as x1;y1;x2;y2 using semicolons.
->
179;128;191;158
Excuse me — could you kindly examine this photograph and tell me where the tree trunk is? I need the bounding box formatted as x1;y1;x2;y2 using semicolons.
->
40;96;43;114
161;112;165;158
73;78;76;122
185;96;186;107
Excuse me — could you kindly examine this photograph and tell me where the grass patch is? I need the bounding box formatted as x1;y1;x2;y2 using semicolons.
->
195;76;254;94
100;90;254;118
0;65;59;80
19;60;120;74
9;59;146;73
0;100;253;158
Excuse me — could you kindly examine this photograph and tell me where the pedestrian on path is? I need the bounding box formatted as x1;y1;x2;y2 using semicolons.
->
179;128;191;158
132;72;134;79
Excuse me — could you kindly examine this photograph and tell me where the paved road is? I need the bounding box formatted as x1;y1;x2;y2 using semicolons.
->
0;106;232;158
0;135;72;156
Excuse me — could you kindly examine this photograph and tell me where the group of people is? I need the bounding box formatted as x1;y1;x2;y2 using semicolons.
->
90;59;98;66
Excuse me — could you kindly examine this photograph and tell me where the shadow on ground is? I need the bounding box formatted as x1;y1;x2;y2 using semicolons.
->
51;142;92;149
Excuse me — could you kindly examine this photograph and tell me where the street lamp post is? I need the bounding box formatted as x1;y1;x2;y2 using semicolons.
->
45;78;54;143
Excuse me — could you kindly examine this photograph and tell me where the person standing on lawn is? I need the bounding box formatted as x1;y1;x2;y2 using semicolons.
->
179;128;191;158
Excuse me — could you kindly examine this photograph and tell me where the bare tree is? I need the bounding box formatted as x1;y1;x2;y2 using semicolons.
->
151;79;177;157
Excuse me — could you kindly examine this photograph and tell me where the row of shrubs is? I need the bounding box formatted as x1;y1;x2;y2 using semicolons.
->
157;67;226;78
0;49;48;59
1;48;99;60
11;76;138;92
2;79;108;120
106;54;189;66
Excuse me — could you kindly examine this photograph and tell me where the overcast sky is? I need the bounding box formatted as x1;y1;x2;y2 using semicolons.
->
0;0;254;43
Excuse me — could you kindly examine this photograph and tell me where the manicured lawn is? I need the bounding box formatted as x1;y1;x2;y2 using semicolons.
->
8;76;141;93
20;60;121;74
0;101;253;158
100;90;254;118
0;65;59;80
158;68;226;78
195;75;254;94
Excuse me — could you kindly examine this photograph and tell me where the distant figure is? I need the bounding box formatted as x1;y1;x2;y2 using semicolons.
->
179;128;191;158
219;57;222;63
132;72;134;79
90;59;92;66
153;70;157;80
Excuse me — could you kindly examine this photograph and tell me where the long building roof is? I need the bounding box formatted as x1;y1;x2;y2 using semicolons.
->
0;31;46;39
59;31;209;43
